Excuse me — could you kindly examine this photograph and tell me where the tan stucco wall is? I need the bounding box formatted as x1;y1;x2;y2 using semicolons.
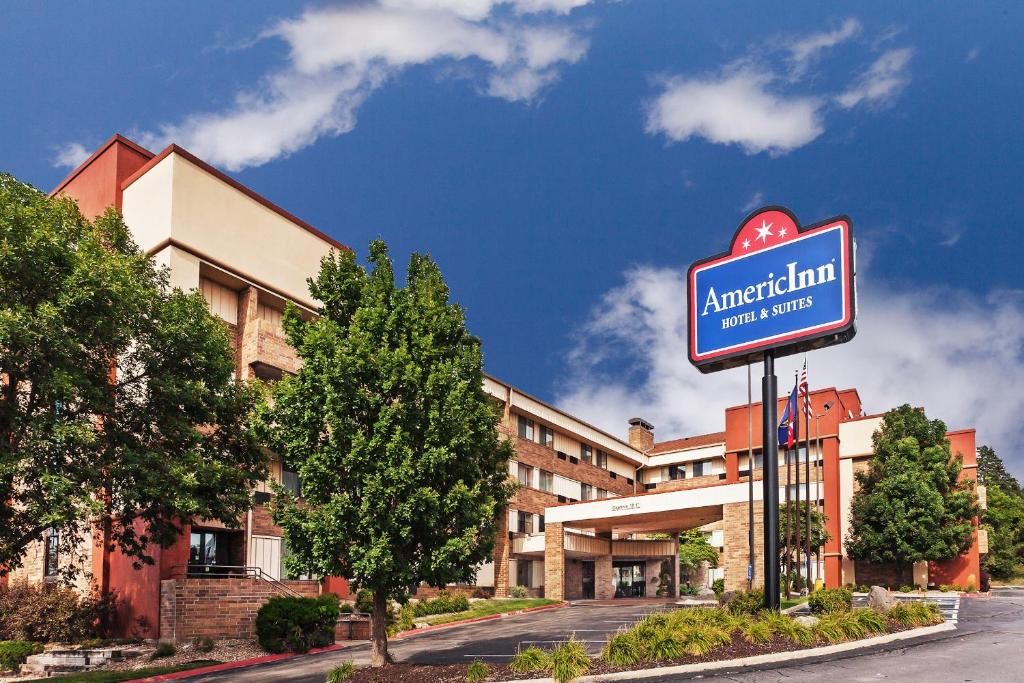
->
122;153;337;307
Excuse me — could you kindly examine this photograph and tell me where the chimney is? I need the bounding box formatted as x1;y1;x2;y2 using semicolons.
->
628;417;654;452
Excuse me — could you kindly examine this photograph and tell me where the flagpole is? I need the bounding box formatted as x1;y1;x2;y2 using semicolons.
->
785;442;792;600
747;362;754;592
793;371;802;596
804;360;813;593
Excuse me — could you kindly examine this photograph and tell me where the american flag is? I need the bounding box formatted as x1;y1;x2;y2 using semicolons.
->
799;358;809;414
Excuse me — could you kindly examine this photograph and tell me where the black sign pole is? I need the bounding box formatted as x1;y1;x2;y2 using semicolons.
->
762;351;781;610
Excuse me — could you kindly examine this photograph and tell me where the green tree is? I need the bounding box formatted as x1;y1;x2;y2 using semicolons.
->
0;174;266;577
846;405;978;576
982;484;1024;579
264;241;514;666
677;530;719;584
977;445;1021;495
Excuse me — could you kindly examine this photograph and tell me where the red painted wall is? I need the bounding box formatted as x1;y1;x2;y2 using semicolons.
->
323;576;351;599
930;429;980;588
50;135;152;217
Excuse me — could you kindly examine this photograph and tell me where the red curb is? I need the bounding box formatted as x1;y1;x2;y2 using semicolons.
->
132;643;349;682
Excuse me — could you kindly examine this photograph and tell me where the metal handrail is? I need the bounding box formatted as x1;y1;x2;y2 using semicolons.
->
173;564;303;598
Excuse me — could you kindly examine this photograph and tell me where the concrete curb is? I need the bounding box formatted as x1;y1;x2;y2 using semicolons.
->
395;601;568;639
508;621;956;683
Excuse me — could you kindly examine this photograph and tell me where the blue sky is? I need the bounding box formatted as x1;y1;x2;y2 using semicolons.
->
4;1;1023;472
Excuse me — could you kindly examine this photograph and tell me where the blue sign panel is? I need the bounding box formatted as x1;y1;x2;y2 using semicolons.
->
687;207;856;373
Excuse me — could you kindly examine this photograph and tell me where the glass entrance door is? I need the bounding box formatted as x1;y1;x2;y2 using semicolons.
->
613;561;647;598
581;561;595;599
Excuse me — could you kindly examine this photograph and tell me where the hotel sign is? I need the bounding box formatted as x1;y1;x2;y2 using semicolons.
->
688;207;856;373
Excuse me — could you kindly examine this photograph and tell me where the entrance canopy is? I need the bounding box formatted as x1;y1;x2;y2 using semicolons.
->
546;480;764;534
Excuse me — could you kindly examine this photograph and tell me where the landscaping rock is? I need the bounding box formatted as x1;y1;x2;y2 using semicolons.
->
867;585;897;611
795;615;819;628
697;587;717;599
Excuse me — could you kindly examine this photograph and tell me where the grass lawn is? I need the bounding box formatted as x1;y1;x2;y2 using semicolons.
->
423;598;558;626
20;660;220;683
780;596;810;610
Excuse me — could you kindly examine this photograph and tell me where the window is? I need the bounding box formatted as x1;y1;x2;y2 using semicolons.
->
538;515;545;532
580;444;593;464
540;425;554;447
668;465;685;480
281;467;302;498
581;484;593;501
517;510;533;534
515;560;532;588
691;460;709;477
596;488;608;499
539;469;554;493
517;463;533;487
596;450;608;469
44;529;59;577
517;415;535;441
189;530;220;567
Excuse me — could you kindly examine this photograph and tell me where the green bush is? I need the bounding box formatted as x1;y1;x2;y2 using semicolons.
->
509;585;528;599
898;585;913;593
255;594;340;654
0;641;43;672
680;625;731;656
760;611;814;645
855;585;869;593
808;588;852;615
326;661;355;682
601;630;643;666
354;589;375;614
679;583;698;597
509;645;550;673
466;659;489;682
191;635;215;653
966;579;977;593
412;590;470;617
737;619;772;645
151;642;176;659
725;589;764;615
712;578;725;598
549;637;590;683
338;603;354;614
0;581;115;643
887;602;943;627
853;608;888;635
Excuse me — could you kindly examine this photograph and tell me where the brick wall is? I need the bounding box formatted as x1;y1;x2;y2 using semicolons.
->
158;577;320;643
251;505;283;536
543;523;565;601
853;561;913;588
722;499;764;592
513;437;634;497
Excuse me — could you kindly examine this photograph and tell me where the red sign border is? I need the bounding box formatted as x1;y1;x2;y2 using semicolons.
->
687;206;857;373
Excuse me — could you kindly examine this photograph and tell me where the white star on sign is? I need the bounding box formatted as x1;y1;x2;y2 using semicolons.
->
778;226;788;238
755;219;773;243
742;238;751;250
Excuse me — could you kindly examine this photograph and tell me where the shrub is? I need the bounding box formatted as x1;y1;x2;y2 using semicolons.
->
853;608;888;635
412;590;470;617
390;604;415;635
151;642;176;659
466;659;489;682
855;585;869;593
549;637;590;683
814;612;865;644
938;583;963;593
887;602;942;628
898;585;913;593
679;583;698;597
0;641;43;672
725;589;764;615
712;578;725;598
338;603;354;614
509;646;550;673
326;661;355;682
761;612;814;645
509;585;528;599
191;635;215;653
966;579;977;593
601;630;643;666
0;581;114;643
255;594;340;654
808;588;852;615
737;619;772;645
645;628;682;660
471;587;492;599
680;625;731;656
354;589;375;614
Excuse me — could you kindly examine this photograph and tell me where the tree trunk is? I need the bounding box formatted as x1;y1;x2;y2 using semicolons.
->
370;591;389;667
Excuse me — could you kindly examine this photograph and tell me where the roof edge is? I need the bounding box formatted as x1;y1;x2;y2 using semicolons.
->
50;133;154;197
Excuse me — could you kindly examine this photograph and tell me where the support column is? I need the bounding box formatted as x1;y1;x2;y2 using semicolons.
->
544;522;565;602
595;555;613;600
673;533;681;598
236;286;260;381
494;512;511;598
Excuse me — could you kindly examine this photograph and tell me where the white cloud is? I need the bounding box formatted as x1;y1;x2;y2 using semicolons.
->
966;47;980;62
788;18;861;77
136;2;592;171
646;70;824;155
742;190;766;213
835;47;913;109
556;264;1024;475
52;142;90;169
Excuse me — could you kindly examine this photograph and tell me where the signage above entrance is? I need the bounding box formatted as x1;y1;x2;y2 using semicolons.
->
687;206;857;373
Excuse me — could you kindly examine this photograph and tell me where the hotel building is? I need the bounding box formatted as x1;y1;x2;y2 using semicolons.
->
4;135;986;641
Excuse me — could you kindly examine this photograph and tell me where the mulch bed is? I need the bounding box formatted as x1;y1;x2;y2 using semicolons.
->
348;624;923;682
